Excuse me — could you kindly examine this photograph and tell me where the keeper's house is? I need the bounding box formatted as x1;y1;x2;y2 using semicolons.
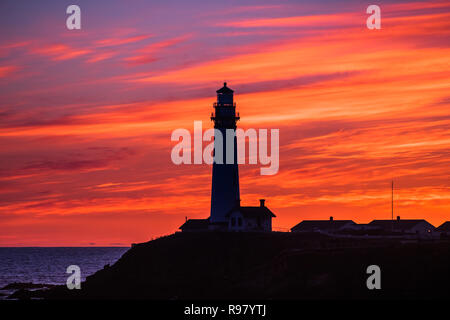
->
179;199;276;232
226;199;276;232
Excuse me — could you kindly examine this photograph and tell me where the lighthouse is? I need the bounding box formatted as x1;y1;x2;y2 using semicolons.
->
178;83;276;233
209;82;240;225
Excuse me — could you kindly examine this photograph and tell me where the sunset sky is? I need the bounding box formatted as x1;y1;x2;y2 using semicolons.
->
1;0;449;246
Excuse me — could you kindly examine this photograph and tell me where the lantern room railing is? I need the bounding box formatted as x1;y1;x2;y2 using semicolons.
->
213;102;236;108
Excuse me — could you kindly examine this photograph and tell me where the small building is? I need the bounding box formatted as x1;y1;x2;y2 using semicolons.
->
179;218;210;232
436;221;450;236
179;199;276;232
368;216;435;235
226;199;276;232
345;223;381;231
290;217;356;233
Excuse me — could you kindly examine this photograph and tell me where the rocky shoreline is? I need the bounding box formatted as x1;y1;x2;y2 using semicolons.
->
0;282;57;300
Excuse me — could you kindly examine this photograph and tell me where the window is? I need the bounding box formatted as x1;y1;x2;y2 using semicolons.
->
231;217;235;227
238;217;242;227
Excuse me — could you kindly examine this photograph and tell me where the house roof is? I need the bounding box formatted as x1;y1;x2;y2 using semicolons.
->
368;219;434;230
216;82;234;94
179;218;209;230
291;220;355;232
436;221;450;232
226;206;276;219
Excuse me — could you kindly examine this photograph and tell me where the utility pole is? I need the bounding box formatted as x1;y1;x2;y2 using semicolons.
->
391;180;394;232
391;180;394;221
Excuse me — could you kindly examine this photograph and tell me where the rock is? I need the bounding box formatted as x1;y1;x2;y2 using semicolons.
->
1;282;56;290
7;289;31;300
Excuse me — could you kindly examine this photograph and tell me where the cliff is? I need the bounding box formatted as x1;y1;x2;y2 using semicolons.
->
22;232;450;299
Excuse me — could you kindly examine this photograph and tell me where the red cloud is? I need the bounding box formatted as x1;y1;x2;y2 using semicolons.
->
0;65;18;78
32;44;91;61
95;34;152;47
124;35;190;65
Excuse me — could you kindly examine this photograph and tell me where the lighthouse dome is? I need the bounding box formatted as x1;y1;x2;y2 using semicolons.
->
216;82;234;105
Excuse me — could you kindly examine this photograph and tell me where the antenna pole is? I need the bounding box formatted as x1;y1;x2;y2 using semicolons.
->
391;180;394;221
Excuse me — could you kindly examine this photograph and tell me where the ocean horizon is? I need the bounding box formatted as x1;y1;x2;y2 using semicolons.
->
0;247;130;294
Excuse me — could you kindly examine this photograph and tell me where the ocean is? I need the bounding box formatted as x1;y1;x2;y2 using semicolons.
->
0;247;129;295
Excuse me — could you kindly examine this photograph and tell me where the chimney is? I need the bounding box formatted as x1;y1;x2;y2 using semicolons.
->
330;216;333;221
185;216;187;222
397;216;400;221
259;199;265;207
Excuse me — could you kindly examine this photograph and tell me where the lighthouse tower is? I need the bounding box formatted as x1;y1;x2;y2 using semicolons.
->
209;82;240;225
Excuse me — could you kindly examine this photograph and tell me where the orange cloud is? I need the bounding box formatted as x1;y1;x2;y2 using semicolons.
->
1;0;449;245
